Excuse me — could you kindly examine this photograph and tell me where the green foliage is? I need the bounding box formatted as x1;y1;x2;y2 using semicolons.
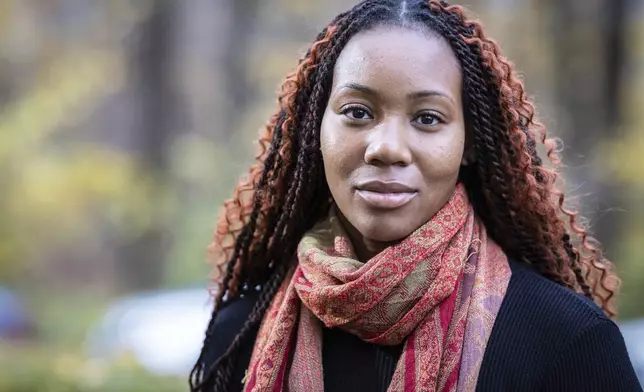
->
617;222;644;319
595;25;644;320
0;50;170;283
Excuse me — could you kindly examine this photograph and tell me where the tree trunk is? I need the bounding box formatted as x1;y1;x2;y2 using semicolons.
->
115;0;178;292
219;0;260;142
547;0;627;257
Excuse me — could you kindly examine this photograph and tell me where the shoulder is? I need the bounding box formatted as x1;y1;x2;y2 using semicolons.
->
498;259;618;350
539;315;642;391
504;259;607;329
485;259;610;364
478;260;642;391
200;292;258;376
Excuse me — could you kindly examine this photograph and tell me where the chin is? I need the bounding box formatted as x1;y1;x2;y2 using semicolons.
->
354;216;418;243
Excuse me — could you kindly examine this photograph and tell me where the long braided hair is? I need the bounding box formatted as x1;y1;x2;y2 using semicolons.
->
189;1;618;390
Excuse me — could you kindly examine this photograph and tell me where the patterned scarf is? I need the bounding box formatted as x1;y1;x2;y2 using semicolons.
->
243;184;511;392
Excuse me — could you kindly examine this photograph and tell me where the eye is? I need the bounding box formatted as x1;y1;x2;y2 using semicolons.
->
341;105;373;121
412;112;443;127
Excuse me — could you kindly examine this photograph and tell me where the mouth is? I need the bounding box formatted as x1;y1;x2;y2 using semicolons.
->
355;180;418;209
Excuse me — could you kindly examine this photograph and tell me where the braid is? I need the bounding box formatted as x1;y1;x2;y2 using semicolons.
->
192;263;289;391
192;1;620;389
422;0;615;310
418;8;565;284
189;111;289;388
191;3;396;391
267;4;392;247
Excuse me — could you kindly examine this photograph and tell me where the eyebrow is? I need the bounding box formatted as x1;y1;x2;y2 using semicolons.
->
407;90;455;104
337;83;456;104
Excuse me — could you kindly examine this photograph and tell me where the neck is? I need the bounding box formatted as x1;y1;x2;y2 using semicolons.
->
336;211;397;263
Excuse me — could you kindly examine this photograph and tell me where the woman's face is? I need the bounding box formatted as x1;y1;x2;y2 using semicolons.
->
320;25;466;248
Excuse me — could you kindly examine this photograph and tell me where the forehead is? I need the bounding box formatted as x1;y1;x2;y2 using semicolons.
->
332;26;462;97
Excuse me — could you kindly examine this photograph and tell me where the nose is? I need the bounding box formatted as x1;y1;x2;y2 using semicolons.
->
363;117;412;166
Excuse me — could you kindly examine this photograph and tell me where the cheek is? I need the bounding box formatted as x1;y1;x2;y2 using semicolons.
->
417;132;465;178
320;114;358;180
319;116;337;161
319;115;338;172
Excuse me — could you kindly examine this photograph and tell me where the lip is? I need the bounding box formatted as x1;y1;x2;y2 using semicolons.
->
355;180;418;209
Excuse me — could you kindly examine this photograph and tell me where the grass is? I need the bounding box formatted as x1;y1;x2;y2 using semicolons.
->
0;342;186;392
26;291;110;345
0;290;187;392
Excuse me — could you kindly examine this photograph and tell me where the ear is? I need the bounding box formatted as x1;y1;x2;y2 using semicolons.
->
461;139;476;166
461;151;475;166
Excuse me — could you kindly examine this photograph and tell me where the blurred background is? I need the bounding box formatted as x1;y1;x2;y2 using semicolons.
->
0;0;643;390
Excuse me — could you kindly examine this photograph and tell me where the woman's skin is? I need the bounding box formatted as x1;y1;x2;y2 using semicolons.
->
320;25;468;262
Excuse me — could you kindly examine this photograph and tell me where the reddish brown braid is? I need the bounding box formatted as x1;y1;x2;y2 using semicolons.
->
207;25;338;302
191;1;619;390
428;0;617;314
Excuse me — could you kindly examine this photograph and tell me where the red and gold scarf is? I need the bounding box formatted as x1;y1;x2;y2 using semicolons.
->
243;184;511;392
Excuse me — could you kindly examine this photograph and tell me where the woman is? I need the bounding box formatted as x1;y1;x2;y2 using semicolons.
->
190;1;642;391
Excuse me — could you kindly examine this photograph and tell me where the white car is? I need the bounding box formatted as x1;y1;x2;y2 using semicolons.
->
85;287;214;377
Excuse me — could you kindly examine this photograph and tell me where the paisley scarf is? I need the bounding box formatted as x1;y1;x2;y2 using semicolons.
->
243;184;511;392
